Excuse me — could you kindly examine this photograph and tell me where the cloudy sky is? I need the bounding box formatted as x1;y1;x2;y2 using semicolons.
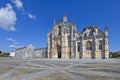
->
0;0;120;52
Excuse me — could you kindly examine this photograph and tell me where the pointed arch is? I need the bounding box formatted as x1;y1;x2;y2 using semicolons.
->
86;41;92;50
56;45;61;58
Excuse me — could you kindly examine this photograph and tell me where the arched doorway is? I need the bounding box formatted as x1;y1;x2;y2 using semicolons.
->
86;41;92;58
56;45;61;58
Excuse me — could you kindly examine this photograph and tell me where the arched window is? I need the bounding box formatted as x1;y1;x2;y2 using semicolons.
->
58;26;61;35
99;40;102;50
84;33;87;37
77;42;80;52
86;41;92;50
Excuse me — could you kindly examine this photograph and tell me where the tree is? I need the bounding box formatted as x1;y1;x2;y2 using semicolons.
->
0;51;10;57
0;50;2;53
110;52;120;58
0;51;2;57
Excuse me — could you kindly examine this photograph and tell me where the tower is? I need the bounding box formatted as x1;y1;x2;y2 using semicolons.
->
70;22;76;58
103;26;109;59
92;29;97;59
47;30;51;58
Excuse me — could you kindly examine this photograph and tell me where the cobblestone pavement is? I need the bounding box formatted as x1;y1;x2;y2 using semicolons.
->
0;57;120;80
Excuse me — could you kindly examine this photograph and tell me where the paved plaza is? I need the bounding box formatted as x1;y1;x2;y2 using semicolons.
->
0;58;120;80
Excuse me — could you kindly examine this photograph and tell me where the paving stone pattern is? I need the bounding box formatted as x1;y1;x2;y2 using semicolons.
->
0;58;120;80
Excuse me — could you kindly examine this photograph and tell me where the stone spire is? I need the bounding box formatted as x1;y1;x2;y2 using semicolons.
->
71;21;76;26
53;18;56;25
63;14;67;22
48;29;50;34
103;25;109;59
105;26;108;31
105;26;108;37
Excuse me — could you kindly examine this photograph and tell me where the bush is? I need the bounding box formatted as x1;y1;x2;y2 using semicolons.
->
0;50;2;53
0;51;10;57
111;52;120;58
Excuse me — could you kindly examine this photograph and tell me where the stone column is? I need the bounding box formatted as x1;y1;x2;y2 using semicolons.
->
81;37;85;59
61;29;66;59
103;26;109;59
103;37;109;59
47;31;51;58
76;41;79;59
79;41;82;59
92;37;97;59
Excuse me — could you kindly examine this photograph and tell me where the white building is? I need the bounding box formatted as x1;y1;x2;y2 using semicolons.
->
13;44;47;58
10;51;15;57
15;44;34;58
34;48;47;58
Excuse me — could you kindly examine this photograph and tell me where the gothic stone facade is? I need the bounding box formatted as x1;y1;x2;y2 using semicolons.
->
47;16;109;59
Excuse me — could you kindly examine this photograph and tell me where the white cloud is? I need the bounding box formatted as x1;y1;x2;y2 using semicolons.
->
12;0;23;9
11;0;36;20
13;42;19;45
6;37;16;42
8;45;17;48
8;44;23;49
6;37;20;44
28;13;36;20
6;37;22;49
0;4;17;31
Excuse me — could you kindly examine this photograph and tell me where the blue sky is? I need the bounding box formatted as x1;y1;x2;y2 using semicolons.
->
0;0;120;52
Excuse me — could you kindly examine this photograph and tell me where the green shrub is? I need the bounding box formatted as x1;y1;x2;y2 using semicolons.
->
111;52;120;58
0;51;10;57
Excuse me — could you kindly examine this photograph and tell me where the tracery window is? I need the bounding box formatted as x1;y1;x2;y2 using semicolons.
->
58;26;61;35
77;42;80;52
99;40;102;50
86;41;92;50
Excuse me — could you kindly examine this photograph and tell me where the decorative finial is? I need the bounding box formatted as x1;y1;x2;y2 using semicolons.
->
105;25;108;31
71;21;76;26
63;14;67;22
64;13;67;17
53;18;56;25
105;25;108;37
48;29;50;33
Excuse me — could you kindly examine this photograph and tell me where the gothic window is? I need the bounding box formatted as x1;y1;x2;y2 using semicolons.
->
29;48;32;51
99;40;102;50
90;30;93;36
68;35;70;39
58;26;61;35
73;41;76;46
77;42;80;52
84;33;87;37
68;36;70;46
86;41;92;50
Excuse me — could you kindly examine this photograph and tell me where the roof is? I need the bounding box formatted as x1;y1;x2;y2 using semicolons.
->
82;25;105;38
16;46;26;50
82;25;99;33
34;47;47;51
16;44;33;50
